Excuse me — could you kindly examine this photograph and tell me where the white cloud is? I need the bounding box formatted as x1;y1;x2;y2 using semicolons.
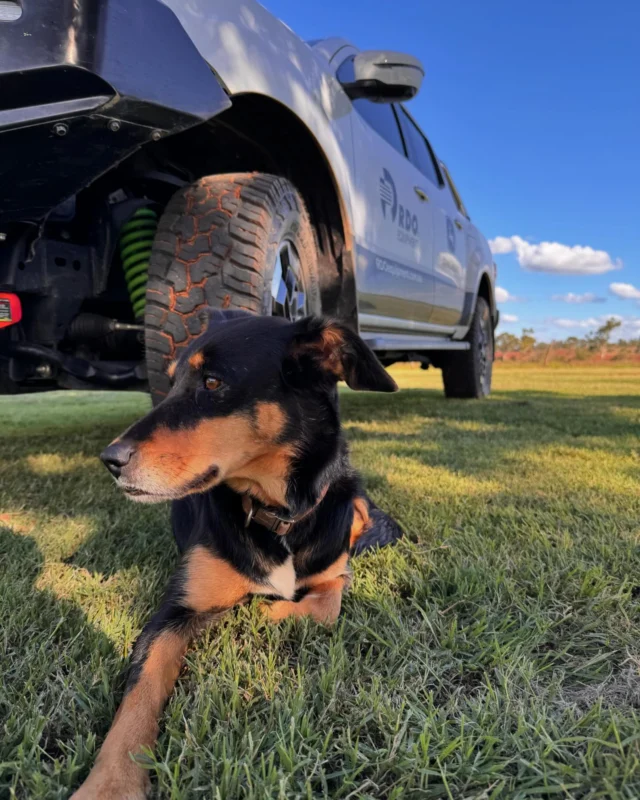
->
548;314;640;341
552;317;604;329
501;313;519;323
489;237;515;255
489;235;621;274
495;286;518;303
610;282;640;300
551;292;606;304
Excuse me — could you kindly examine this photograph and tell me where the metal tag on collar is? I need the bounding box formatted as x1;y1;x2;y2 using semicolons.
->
244;498;255;528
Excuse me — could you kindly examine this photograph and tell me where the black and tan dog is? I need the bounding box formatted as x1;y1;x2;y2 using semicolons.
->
72;310;402;799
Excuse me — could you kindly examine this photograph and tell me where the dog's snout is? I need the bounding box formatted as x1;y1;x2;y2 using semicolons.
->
100;440;135;478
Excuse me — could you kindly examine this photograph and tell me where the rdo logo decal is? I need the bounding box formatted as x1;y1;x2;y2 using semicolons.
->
380;168;418;238
446;217;456;252
379;168;397;222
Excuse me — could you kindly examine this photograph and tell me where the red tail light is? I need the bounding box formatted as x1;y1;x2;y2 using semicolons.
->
0;293;22;328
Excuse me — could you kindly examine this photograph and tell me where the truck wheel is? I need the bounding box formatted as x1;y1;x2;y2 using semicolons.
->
145;173;321;402
442;296;493;399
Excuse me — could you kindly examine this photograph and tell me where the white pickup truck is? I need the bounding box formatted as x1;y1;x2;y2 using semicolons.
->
0;0;497;399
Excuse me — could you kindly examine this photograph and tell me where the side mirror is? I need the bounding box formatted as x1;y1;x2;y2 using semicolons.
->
340;50;424;103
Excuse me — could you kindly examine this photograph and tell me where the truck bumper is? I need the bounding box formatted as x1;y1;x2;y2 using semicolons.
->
0;0;231;225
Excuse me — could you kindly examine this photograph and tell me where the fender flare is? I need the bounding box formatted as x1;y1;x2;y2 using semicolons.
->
459;270;496;329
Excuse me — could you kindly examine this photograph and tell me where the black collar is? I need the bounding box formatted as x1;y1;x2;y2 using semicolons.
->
241;495;297;536
241;486;329;536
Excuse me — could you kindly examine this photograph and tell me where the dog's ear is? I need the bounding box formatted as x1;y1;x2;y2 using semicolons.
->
198;306;254;327
287;317;398;392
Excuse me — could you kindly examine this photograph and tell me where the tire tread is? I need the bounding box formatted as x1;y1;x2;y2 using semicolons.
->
442;297;493;399
145;173;318;401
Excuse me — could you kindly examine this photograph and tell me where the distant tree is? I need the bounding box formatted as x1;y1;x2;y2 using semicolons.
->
495;332;520;352
596;318;622;341
520;327;536;352
491;323;636;363
587;318;622;358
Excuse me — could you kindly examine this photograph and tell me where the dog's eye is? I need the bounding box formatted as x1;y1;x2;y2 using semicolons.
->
204;376;223;391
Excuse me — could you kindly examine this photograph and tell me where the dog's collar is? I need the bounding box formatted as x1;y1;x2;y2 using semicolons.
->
241;487;328;536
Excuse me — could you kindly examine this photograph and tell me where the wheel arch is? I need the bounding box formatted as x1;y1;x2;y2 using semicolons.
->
132;92;358;329
457;269;496;336
476;271;496;322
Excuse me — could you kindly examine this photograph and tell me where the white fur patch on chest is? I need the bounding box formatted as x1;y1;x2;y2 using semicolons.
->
263;556;296;599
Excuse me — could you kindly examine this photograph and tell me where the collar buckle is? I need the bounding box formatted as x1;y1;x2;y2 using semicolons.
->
242;488;327;537
244;497;255;528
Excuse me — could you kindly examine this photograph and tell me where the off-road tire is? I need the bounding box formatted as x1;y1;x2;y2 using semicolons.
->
442;296;493;398
145;173;321;403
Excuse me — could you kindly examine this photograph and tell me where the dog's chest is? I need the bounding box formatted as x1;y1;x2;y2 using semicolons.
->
263;556;296;599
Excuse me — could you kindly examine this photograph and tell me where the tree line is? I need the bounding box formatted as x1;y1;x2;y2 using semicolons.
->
495;319;640;363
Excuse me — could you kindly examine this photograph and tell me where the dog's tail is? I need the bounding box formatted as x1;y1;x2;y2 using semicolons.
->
350;494;403;556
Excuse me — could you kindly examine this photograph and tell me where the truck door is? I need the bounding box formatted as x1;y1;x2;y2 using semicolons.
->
336;57;435;331
396;108;466;326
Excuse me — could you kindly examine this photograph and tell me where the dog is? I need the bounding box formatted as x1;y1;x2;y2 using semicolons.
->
72;310;402;799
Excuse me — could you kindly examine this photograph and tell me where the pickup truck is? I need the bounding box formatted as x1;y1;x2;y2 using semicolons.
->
0;0;498;401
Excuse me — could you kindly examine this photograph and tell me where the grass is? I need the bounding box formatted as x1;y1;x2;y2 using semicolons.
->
1;364;640;799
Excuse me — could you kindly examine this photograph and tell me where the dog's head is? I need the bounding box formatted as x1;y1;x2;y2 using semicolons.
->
100;311;397;507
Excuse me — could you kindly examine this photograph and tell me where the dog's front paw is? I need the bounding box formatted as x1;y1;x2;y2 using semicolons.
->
71;761;150;800
260;599;298;622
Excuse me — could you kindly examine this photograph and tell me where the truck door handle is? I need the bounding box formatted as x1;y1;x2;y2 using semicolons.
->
414;186;429;202
454;219;463;230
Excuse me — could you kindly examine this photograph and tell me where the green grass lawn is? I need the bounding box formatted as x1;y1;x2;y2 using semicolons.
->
1;365;640;799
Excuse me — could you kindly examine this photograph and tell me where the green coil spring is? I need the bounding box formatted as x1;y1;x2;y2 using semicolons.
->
119;207;158;319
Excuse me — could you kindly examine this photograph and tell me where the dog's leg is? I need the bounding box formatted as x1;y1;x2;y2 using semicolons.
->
350;493;403;555
349;496;371;551
71;607;191;799
72;545;253;800
264;576;347;624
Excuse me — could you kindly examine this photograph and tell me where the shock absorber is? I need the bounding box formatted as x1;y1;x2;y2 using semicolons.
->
119;207;158;319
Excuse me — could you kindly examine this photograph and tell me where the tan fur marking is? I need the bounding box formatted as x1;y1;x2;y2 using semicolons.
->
188;351;204;369
349;497;370;550
254;401;286;440
136;414;258;492
314;324;345;378
320;324;345;350
71;631;186;799
297;552;350;590
166;359;178;379
227;444;295;507
134;404;293;503
293;322;346;379
264;577;346;624
184;545;256;612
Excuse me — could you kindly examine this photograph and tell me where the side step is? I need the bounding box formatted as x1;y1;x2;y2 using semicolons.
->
362;333;470;352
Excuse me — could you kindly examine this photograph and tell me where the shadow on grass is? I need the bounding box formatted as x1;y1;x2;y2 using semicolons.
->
0;528;122;796
342;388;640;480
343;388;640;437
0;385;637;579
0;402;177;586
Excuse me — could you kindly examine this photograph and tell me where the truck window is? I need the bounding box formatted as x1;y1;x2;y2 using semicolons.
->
396;106;442;187
441;163;470;219
337;57;406;158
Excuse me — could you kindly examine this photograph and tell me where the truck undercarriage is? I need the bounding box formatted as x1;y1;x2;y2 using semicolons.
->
0;0;231;393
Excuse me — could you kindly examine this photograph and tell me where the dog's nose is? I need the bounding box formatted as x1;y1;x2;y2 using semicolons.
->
100;441;135;478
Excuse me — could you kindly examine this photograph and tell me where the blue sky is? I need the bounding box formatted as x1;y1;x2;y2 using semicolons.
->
264;0;640;341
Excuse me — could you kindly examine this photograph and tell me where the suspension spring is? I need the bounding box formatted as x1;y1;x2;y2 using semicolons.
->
119;207;158;319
